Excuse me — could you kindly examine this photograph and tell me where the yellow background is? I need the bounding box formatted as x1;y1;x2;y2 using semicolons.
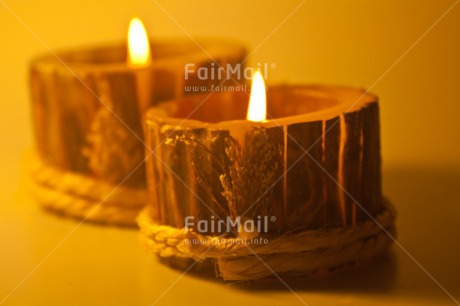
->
1;1;459;305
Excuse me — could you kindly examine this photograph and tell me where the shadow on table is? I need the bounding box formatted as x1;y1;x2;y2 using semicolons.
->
225;251;398;293
163;247;398;294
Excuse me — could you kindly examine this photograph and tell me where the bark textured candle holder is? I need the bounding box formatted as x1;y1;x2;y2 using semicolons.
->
29;39;247;226
138;85;396;281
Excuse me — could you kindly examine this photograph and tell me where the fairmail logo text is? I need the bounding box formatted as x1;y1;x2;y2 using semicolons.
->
184;62;271;81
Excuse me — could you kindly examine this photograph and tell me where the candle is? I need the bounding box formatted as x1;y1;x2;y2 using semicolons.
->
139;74;395;279
29;18;247;225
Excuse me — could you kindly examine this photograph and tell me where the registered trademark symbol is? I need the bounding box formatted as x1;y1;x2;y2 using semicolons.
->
270;216;276;222
270;63;276;69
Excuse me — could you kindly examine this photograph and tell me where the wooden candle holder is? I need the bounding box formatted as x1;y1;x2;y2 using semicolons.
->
138;85;396;280
29;39;247;225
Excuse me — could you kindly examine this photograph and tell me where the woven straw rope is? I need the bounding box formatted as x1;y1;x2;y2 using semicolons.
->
28;154;146;226
137;202;396;281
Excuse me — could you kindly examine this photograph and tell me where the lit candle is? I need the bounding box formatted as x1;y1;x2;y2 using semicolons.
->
144;78;383;231
140;74;394;280
28;20;247;225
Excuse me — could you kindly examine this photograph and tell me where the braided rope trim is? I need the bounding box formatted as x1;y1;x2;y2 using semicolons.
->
137;202;396;280
28;154;146;226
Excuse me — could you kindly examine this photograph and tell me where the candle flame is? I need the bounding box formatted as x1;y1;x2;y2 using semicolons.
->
247;70;266;122
128;18;151;65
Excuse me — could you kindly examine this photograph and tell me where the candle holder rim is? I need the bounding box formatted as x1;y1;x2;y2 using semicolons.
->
144;84;378;130
29;37;247;75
